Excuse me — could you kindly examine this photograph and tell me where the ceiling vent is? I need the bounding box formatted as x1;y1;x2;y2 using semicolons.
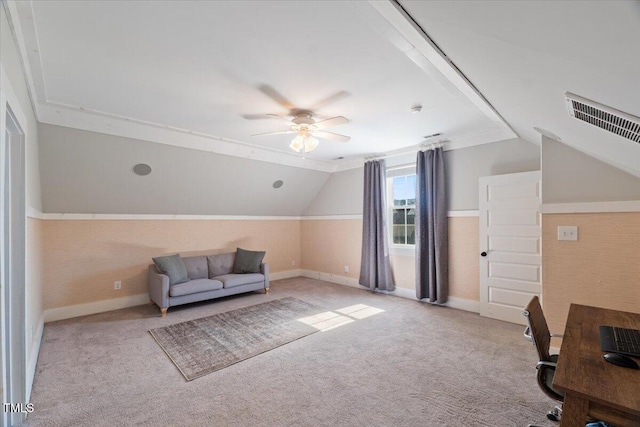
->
565;92;640;143
423;132;443;139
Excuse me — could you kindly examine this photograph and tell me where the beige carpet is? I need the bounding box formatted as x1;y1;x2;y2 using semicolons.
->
150;297;323;380
23;277;557;426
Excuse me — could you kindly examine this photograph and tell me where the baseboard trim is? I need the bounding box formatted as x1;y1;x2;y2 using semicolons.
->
44;293;150;323
43;271;480;322
270;269;303;280
26;313;44;401
299;269;480;313
44;271;303;322
444;296;480;313
301;270;362;288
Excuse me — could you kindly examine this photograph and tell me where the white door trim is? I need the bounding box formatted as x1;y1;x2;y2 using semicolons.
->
1;63;29;426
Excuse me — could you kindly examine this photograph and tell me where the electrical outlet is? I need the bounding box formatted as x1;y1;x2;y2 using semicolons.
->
557;226;578;241
344;265;349;273
114;280;122;290
292;260;296;266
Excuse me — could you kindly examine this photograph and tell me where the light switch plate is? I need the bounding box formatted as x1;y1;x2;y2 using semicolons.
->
557;226;578;241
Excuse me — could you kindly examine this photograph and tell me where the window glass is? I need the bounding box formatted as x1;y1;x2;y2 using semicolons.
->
406;175;416;206
390;173;416;246
406;208;415;245
393;176;406;206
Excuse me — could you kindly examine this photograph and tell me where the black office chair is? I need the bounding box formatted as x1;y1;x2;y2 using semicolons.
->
523;296;564;422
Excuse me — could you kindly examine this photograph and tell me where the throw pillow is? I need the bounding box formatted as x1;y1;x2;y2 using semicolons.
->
152;254;189;286
232;248;266;274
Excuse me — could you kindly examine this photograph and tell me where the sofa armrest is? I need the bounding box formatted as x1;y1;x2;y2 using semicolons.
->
148;265;170;308
260;262;270;289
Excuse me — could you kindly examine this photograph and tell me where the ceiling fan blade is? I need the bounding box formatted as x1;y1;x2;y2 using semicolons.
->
258;85;295;110
313;116;349;130
309;91;350;110
266;114;294;124
312;130;351;142
252;130;296;137
242;114;273;120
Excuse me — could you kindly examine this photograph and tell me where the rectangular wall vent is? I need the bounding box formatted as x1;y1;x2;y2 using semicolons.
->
423;132;443;139
565;92;640;143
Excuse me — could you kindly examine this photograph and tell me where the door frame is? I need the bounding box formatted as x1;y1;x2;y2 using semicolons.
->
1;63;29;426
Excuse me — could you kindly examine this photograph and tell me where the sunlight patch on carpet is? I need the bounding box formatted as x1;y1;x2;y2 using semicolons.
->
297;303;384;332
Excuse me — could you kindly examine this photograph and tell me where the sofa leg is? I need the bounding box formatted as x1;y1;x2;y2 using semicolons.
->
265;287;270;295
160;307;168;318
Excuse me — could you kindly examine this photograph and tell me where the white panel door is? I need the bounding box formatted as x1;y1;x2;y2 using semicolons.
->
479;171;541;325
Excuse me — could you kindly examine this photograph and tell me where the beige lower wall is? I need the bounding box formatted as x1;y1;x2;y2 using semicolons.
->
301;217;480;300
542;212;640;335
301;219;362;279
27;217;44;354
42;219;301;309
42;215;482;311
390;254;415;290
448;217;480;301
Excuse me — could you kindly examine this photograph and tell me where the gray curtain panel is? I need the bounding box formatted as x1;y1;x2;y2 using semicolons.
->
415;148;448;303
359;159;395;291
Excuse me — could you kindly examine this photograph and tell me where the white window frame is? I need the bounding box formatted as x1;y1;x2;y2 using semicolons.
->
387;170;416;256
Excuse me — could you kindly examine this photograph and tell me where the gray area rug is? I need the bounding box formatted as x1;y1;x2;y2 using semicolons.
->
149;297;323;380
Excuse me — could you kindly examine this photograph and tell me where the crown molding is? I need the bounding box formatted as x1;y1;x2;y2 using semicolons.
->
37;102;340;173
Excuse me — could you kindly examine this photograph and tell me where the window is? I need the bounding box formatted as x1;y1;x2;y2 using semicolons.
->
390;174;416;245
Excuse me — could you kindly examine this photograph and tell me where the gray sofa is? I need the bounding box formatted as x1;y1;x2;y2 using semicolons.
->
148;252;269;317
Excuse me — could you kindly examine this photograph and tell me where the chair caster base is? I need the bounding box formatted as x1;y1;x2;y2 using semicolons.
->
546;406;562;422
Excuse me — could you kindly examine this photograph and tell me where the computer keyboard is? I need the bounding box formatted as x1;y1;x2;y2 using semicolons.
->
612;326;640;354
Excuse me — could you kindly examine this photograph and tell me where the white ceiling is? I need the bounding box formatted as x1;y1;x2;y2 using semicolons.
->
10;1;640;176
400;0;640;178
11;0;514;172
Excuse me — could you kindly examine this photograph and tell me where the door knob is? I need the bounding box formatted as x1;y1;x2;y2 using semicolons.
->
481;252;487;257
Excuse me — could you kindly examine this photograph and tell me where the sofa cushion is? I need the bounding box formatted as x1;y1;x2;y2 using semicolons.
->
169;278;223;297
214;273;264;289
232;248;266;274
182;256;208;280
152;254;189;286
207;253;235;278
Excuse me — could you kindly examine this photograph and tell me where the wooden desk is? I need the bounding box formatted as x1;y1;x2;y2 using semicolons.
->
553;304;640;427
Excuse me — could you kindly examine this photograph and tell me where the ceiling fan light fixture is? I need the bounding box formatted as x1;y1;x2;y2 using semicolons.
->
304;135;319;152
289;135;304;152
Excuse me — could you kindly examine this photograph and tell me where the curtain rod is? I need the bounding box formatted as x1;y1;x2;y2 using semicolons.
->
364;140;449;162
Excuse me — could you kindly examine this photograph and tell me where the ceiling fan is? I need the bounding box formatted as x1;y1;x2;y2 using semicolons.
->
252;111;351;154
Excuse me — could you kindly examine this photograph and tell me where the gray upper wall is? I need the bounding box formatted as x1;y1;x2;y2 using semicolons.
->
304;138;540;214
303;167;363;216
39;124;330;215
541;136;640;203
445;138;540;210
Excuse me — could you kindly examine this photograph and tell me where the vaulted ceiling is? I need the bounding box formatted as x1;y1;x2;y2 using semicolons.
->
8;0;640;176
400;0;640;177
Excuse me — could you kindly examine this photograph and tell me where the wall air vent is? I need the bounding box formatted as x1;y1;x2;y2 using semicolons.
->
565;92;640;143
